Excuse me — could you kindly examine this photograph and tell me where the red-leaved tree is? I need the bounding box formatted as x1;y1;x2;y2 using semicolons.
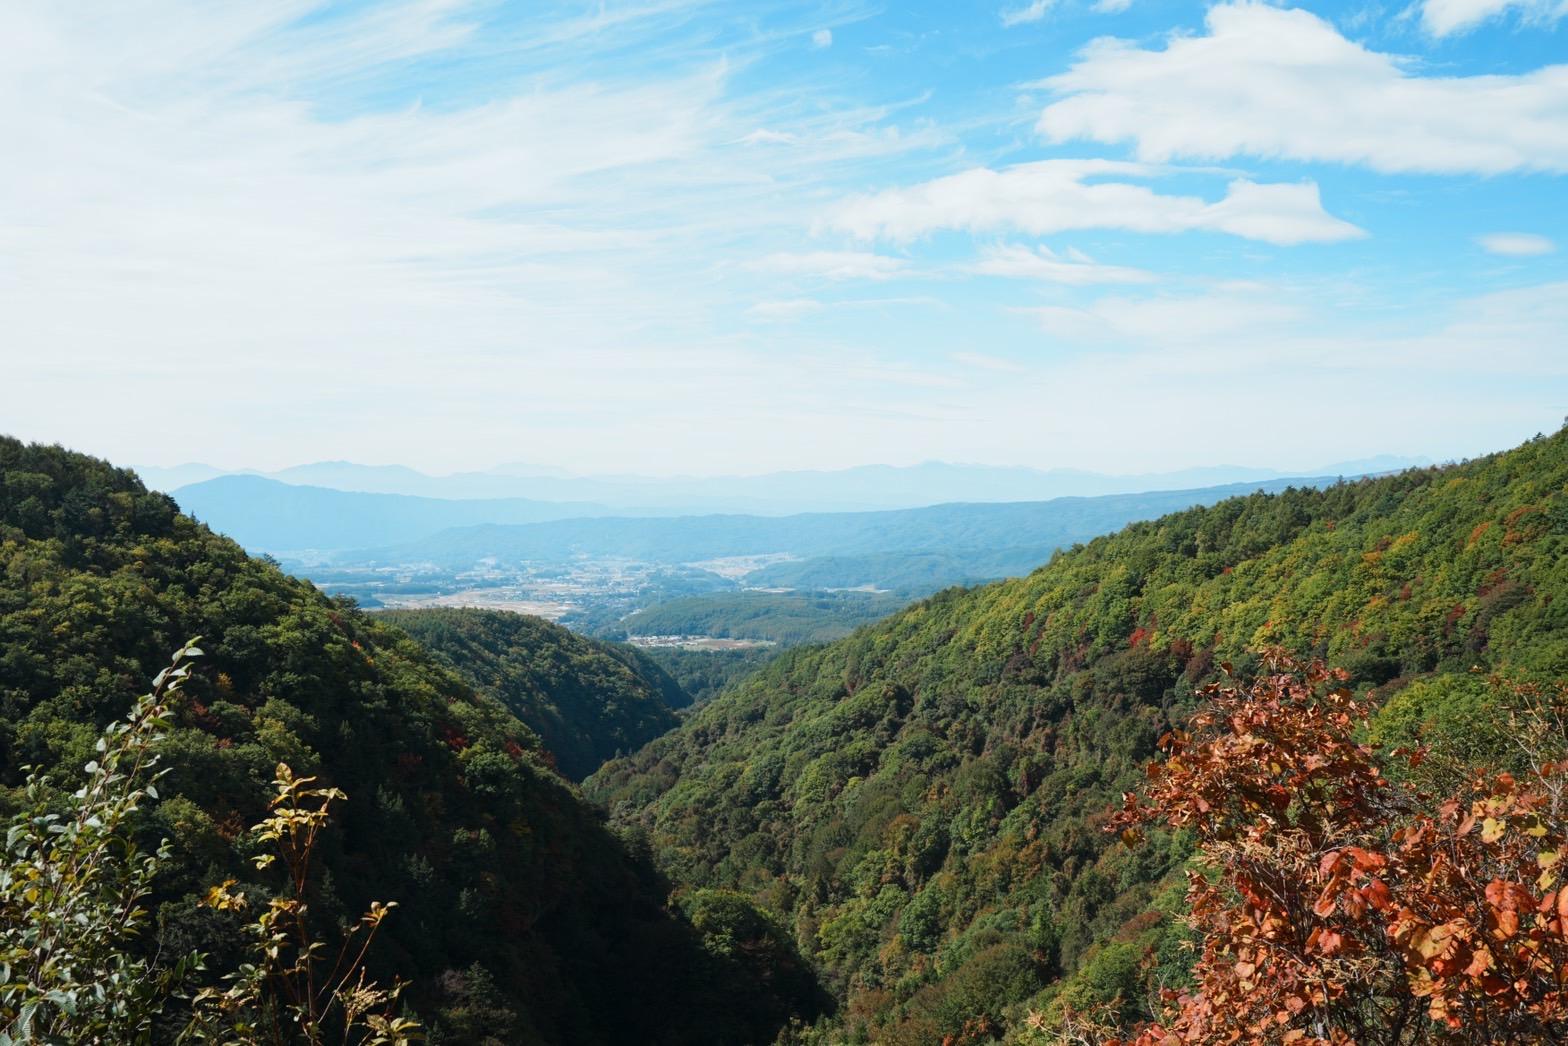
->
1108;652;1568;1045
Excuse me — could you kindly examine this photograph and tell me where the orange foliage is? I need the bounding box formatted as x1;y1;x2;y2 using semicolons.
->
1108;653;1568;1045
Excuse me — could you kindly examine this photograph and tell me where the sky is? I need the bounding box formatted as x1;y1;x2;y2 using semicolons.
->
2;0;1566;477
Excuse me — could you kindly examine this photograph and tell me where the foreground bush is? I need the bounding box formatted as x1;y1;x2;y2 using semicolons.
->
0;641;416;1045
1107;653;1568;1045
0;641;201;1042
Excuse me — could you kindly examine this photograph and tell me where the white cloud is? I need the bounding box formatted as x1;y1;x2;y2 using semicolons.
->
1016;279;1568;378
1037;2;1568;174
1478;232;1556;256
952;351;1028;373
1092;0;1134;12
972;244;1155;285
812;28;833;48
751;251;909;280
4;1;1564;478
961;279;1568;473
1022;289;1307;345
1001;0;1053;26
0;1;970;473
740;128;800;145
749;298;826;320
1422;0;1568;36
830;160;1364;245
1407;281;1568;373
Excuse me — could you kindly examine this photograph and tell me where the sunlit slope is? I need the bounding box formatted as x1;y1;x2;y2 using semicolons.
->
588;429;1568;1042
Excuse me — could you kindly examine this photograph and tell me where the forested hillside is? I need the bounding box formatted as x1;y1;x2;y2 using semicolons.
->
634;645;777;705
588;429;1568;1043
0;437;822;1044
379;607;688;779
610;591;908;647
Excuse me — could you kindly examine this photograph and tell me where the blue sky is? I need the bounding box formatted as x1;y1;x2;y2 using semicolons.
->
2;0;1565;476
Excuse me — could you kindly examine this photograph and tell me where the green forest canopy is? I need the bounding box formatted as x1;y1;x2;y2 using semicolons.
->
0;436;821;1044
588;428;1568;1043
378;606;689;780
6;427;1568;1043
609;590;908;647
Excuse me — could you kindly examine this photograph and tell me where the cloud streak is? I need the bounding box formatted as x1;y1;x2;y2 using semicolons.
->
972;244;1156;285
750;251;909;280
830;160;1364;245
1421;0;1568;36
1002;1;1054;27
1478;232;1556;256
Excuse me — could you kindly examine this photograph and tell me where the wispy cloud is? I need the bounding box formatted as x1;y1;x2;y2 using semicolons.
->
1421;0;1568;36
1478;232;1556;256
1022;280;1568;379
749;298;826;320
4;0;1565;477
1022;288;1308;346
0;1;972;472
952;351;1028;373
1001;0;1054;26
739;128;801;145
966;279;1568;470
972;244;1156;285
750;251;910;280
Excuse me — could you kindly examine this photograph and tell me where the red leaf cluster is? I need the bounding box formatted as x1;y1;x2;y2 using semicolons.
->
1107;653;1568;1045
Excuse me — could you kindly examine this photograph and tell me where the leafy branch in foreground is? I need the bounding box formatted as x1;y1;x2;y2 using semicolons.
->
0;639;418;1045
184;764;421;1046
0;639;204;1044
1105;653;1568;1045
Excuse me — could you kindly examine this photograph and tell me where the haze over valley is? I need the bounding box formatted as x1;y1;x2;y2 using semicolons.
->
165;458;1426;651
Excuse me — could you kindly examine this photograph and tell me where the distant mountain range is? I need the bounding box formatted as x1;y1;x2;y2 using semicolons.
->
143;454;1431;517
330;476;1355;577
172;475;618;551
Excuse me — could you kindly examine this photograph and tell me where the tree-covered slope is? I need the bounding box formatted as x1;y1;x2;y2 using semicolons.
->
612;590;908;647
0;437;822;1044
377;607;688;780
634;645;777;705
587;430;1568;1043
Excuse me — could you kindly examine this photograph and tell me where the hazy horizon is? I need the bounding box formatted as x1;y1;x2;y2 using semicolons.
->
131;449;1439;486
